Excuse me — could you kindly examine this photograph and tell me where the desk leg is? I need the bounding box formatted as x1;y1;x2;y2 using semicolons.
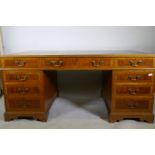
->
4;70;58;122
102;70;154;123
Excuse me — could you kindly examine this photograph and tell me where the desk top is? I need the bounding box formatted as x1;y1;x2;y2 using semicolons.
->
1;50;155;57
1;50;155;70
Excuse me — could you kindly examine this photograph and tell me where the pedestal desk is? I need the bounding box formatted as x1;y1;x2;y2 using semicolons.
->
0;51;155;123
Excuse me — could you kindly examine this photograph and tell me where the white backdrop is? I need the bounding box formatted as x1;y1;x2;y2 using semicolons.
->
1;26;155;102
0;28;3;54
1;26;155;54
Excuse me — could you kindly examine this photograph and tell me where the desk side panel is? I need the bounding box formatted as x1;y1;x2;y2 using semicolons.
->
102;71;112;111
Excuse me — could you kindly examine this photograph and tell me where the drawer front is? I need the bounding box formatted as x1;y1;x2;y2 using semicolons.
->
3;71;41;82
43;57;77;69
5;97;42;111
76;57;111;69
43;57;111;69
114;97;153;112
115;71;154;83
116;85;152;96
2;58;40;68
116;58;153;68
5;84;41;96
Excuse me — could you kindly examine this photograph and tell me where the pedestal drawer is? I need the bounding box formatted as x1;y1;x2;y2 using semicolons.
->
115;71;154;83
116;85;152;96
5;97;42;111
114;97;153;112
3;71;41;82
5;84;41;96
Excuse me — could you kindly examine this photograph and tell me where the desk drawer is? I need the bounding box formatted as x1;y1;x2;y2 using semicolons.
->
5;97;42;111
116;58;153;68
43;57;77;69
114;97;153;112
5;84;41;96
116;85;152;96
43;57;111;69
2;58;40;68
76;57;111;69
3;71;41;82
115;71;154;83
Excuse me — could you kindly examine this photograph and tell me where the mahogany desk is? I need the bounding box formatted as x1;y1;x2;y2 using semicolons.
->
0;51;155;123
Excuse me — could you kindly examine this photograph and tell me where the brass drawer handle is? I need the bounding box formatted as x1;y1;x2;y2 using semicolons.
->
128;88;140;95
126;103;138;109
17;87;30;94
48;60;64;67
91;60;104;67
18;101;30;108
91;61;100;67
15;60;26;67
129;60;143;67
16;75;28;81
128;75;142;81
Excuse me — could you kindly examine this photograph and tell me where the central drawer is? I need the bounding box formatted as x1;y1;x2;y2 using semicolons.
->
5;97;42;111
43;57;77;69
115;85;152;96
5;83;42;96
42;57;111;69
76;57;111;69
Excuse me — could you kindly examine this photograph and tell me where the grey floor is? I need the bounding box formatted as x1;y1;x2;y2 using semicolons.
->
0;96;155;129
